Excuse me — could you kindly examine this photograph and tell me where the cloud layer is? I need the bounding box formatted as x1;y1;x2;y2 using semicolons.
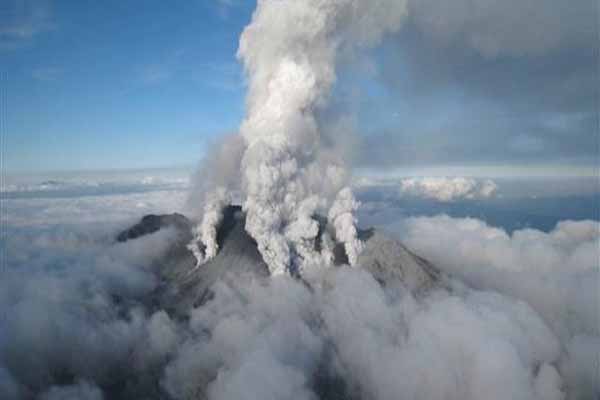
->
162;267;566;400
2;181;598;399
395;216;600;398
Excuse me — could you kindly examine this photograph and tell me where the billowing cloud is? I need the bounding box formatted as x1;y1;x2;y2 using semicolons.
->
1;174;598;398
162;266;565;400
395;215;600;398
0;223;184;396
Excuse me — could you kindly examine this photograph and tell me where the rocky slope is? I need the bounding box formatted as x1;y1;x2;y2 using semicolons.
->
118;206;442;316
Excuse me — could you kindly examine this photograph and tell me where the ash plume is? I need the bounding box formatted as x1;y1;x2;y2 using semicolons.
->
191;0;408;274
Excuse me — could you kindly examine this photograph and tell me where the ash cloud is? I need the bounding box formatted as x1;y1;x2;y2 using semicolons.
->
407;0;595;57
351;0;598;168
191;0;410;274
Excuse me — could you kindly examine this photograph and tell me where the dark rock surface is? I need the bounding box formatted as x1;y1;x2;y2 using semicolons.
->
119;206;442;316
117;213;192;243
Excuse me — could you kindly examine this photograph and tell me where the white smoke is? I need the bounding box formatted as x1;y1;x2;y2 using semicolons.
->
328;187;363;265
192;0;409;274
188;187;230;266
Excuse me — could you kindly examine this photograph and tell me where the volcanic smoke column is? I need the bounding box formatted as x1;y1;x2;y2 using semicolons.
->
194;0;408;274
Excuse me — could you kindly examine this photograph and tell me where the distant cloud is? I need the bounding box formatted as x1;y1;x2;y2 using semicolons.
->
398;177;498;202
354;176;499;201
0;0;56;50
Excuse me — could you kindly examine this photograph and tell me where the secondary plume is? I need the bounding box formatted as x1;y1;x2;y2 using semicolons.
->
192;0;408;274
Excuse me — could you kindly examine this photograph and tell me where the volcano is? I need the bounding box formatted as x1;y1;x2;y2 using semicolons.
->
118;206;443;316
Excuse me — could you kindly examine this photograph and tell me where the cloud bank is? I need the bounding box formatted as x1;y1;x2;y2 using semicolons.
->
0;222;183;398
399;177;498;202
161;267;565;400
395;216;600;398
1;179;598;399
353;176;498;202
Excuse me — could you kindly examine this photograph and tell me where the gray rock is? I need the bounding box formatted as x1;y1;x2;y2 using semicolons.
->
116;213;192;243
119;206;442;317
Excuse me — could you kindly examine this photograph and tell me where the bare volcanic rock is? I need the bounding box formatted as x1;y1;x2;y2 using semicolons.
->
117;213;192;243
118;206;441;315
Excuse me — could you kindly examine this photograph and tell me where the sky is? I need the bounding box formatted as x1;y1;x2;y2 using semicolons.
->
2;0;253;172
1;0;598;174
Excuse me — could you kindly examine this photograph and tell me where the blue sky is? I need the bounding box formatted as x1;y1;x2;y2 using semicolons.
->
2;0;598;174
2;0;254;172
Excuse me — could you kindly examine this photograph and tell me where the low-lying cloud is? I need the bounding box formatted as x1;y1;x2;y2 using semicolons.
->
162;267;564;400
0;223;182;398
1;185;597;399
394;215;600;398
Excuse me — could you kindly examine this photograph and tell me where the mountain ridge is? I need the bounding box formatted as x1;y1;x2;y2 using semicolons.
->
118;205;443;317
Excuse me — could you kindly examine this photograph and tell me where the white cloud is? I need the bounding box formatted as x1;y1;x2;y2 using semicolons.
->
1;190;187;227
162;267;565;400
0;172;596;399
399;177;498;201
394;215;600;398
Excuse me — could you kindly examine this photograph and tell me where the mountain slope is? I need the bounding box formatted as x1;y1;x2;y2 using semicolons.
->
118;206;442;315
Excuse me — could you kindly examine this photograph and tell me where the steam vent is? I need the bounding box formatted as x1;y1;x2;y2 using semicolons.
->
117;205;442;316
